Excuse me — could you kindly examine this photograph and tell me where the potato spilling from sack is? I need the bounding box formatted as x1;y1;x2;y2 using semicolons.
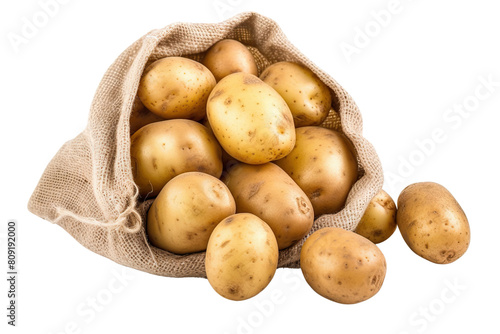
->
138;56;216;120
202;39;258;82
130;119;222;198
260;61;332;127
397;182;470;264
355;189;397;244
147;172;236;254
222;162;314;249
205;213;279;301
275;126;358;216
300;227;387;304
206;72;296;164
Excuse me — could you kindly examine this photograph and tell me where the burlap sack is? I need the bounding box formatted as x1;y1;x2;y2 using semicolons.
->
28;12;383;278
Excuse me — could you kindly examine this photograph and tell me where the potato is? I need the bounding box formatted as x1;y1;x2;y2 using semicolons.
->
222;162;314;249
202;39;258;82
355;189;397;244
207;72;295;164
129;95;164;135
300;227;387;304
275;126;358;216
205;213;279;301
130;119;222;198
138;56;216;120
260;62;332;127
397;182;470;264
200;117;235;169
147;172;235;254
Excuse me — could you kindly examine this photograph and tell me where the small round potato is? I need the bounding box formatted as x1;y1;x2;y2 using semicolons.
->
130;119;222;198
202;39;258;82
355;189;397;244
129;95;164;135
260;62;332;127
138;56;216;120
275;126;358;216
300;227;387;304
147;172;236;254
207;72;296;164
397;182;470;264
222;162;314;249
205;213;279;301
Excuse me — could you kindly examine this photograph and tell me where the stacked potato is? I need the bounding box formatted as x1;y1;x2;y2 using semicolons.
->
130;39;470;303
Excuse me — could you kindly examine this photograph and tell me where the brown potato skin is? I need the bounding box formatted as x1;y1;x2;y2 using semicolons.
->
205;213;279;301
129;95;164;135
138;57;216;120
130;119;222;198
300;227;387;304
274;126;358;216
202;39;258;82
397;182;470;264
260;61;332;127
222;162;314;249
147;172;236;254
355;190;397;244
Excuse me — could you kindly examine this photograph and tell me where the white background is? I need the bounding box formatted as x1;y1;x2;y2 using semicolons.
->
1;0;499;333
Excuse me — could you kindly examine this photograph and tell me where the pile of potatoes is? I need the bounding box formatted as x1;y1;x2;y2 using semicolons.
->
130;39;471;303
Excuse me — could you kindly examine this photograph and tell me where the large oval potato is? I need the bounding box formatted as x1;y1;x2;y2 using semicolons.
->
130;119;222;198
205;213;279;301
138;56;216;120
300;227;387;304
129;95;164;135
260;61;332;127
202;39;258;82
222;162;314;249
355;189;397;244
147;172;236;254
397;182;470;264
207;72;296;164
275;126;358;216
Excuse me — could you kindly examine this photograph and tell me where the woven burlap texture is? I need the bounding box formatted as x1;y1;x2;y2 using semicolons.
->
28;12;383;278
